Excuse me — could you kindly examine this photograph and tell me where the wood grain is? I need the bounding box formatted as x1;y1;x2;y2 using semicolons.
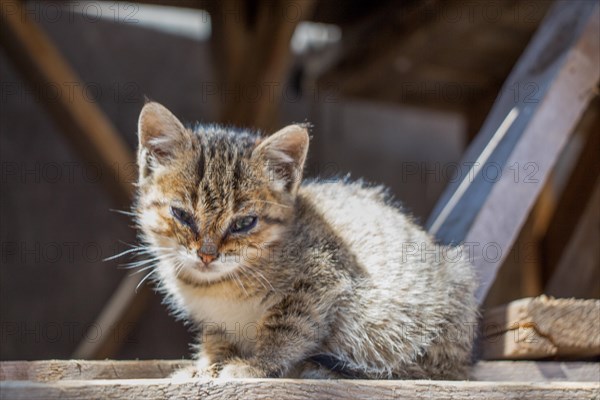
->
1;378;598;400
482;296;600;360
2;360;598;382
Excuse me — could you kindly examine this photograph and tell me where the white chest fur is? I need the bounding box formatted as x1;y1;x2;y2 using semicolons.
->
187;295;266;327
177;285;269;352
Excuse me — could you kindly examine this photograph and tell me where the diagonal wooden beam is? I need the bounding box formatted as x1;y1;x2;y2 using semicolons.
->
426;0;600;303
0;0;135;205
0;0;150;359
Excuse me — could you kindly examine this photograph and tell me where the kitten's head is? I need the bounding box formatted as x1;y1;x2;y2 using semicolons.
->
135;102;308;284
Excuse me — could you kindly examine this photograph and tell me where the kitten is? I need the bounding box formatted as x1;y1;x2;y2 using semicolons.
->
134;102;478;379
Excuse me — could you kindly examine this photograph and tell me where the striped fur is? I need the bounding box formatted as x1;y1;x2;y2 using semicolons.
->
135;102;478;380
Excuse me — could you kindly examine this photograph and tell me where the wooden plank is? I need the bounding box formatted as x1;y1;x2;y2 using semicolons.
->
425;0;600;302
2;360;598;383
1;378;598;400
471;361;600;383
545;177;600;298
482;296;600;360
0;360;191;382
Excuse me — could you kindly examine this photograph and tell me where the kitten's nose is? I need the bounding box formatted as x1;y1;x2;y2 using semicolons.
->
199;253;217;265
198;242;218;265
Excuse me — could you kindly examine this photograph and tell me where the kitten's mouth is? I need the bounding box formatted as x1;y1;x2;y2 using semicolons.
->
176;258;239;283
191;262;216;272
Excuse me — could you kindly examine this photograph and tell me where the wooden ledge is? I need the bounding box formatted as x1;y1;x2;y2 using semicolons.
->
1;360;599;399
2;360;599;383
2;376;599;400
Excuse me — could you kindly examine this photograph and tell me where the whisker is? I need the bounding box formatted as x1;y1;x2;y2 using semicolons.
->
119;253;177;269
230;272;249;297
240;264;273;291
136;270;157;292
104;247;146;261
236;272;250;296
128;264;157;276
238;266;263;290
109;209;136;217
174;260;186;280
104;242;175;263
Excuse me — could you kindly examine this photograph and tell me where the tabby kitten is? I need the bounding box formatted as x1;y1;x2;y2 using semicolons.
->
135;102;478;379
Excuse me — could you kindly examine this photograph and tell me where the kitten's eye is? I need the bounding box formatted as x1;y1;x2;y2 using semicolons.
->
229;216;257;234
170;206;196;229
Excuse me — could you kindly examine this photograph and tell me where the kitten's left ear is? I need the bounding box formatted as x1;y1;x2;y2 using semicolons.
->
252;124;309;194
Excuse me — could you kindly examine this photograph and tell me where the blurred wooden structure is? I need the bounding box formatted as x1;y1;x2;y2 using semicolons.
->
1;0;599;396
426;0;599;302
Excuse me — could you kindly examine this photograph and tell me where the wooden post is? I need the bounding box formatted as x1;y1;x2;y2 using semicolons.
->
207;0;315;131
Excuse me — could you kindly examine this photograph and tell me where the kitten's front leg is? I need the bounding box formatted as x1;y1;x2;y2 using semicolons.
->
196;326;240;377
172;327;238;379
219;294;325;379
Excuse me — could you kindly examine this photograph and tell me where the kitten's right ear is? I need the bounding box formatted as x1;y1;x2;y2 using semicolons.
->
138;102;189;159
137;102;189;177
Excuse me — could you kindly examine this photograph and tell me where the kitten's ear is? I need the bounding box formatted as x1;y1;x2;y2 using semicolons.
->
138;102;189;162
252;124;309;194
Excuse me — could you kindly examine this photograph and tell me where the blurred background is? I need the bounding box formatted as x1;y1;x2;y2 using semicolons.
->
1;0;598;361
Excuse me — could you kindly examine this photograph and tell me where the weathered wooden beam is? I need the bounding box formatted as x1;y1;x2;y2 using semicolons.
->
482;296;600;360
0;360;190;382
426;0;600;302
70;276;153;359
1;377;598;400
471;361;600;383
0;0;152;360
0;0;135;205
2;360;599;383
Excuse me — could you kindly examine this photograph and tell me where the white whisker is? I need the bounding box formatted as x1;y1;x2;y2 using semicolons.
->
240;264;274;291
109;208;136;216
136;270;157;292
128;264;158;276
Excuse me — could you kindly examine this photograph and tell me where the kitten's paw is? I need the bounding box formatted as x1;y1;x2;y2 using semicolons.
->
170;358;222;380
218;360;265;379
170;365;202;380
195;356;212;372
